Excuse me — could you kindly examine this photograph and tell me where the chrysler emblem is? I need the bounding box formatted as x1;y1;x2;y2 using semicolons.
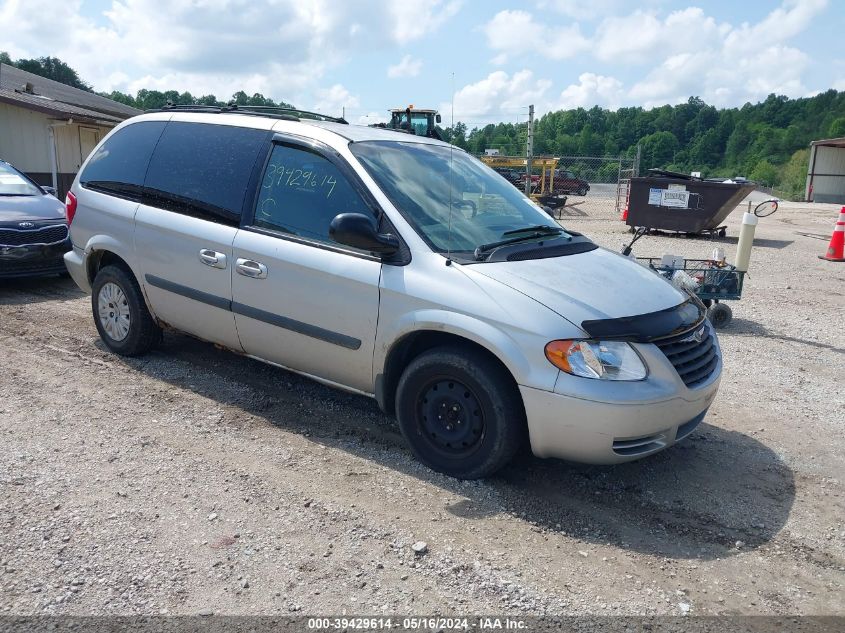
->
682;327;706;344
17;221;35;229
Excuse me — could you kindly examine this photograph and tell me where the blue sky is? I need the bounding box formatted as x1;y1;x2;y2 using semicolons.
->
3;0;842;127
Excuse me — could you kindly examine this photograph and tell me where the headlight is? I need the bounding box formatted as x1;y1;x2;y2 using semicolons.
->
544;340;647;380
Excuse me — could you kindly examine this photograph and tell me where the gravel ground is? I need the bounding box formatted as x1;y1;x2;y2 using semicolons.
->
0;199;843;617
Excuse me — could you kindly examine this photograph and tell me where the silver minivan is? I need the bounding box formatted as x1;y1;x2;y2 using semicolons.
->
64;108;721;479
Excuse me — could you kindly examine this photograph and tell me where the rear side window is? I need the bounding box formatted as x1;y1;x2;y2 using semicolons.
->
80;121;166;198
143;122;268;226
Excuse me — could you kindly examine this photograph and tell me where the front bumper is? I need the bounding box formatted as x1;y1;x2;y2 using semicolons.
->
0;239;71;279
520;369;721;464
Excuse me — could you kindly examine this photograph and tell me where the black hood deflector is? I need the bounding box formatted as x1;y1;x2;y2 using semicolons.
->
581;298;705;343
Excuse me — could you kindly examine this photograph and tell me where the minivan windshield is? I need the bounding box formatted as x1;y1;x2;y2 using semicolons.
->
0;162;41;196
350;141;567;259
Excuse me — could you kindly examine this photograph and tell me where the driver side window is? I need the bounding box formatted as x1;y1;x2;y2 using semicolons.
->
253;144;373;245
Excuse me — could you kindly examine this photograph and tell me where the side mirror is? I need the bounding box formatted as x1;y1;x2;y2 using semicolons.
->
41;185;57;197
329;213;400;255
435;114;442;123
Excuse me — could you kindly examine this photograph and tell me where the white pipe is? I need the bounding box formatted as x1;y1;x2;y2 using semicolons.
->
47;119;73;194
735;212;758;272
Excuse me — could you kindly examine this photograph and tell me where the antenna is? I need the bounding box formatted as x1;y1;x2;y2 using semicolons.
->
446;71;456;265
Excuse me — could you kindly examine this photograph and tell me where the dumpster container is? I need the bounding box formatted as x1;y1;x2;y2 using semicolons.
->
626;169;757;236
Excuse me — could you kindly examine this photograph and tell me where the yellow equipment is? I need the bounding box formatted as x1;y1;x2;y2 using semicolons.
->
480;155;561;205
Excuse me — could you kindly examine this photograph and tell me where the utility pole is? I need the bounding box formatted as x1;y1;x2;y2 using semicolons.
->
525;104;534;196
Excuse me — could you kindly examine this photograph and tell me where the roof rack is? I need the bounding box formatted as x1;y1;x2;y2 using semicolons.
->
147;102;348;124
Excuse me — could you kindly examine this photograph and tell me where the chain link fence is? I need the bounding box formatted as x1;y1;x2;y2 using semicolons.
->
549;154;638;221
479;152;639;221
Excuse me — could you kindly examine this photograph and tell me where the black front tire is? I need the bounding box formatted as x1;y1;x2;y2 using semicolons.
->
395;346;525;479
577;186;587;196
92;264;161;356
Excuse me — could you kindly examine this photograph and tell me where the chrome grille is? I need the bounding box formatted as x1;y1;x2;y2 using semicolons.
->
0;224;68;247
655;322;718;388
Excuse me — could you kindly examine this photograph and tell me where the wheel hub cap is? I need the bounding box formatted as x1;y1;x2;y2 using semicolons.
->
97;282;131;342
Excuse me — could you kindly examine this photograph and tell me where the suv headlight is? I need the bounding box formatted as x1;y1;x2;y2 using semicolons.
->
545;340;647;380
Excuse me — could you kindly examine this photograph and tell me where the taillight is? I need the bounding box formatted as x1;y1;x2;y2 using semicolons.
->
65;191;77;224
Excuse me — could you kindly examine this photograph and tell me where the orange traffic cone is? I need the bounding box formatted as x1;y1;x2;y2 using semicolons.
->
819;207;845;262
621;205;628;222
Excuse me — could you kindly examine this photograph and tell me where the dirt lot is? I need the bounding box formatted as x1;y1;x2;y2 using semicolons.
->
1;200;843;617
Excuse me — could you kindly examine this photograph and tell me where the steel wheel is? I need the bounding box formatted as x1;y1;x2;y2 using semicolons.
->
418;379;485;458
97;281;131;342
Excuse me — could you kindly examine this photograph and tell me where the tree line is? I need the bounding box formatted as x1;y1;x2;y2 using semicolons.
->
4;53;843;199
441;92;845;199
0;53;293;112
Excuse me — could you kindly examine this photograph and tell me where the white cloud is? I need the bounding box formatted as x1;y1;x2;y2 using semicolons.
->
441;70;552;119
536;0;624;21
593;7;727;64
724;0;828;49
312;84;359;117
625;0;824;108
482;10;590;63
0;0;462;108
387;55;423;78
388;0;462;44
558;73;625;110
470;0;830;111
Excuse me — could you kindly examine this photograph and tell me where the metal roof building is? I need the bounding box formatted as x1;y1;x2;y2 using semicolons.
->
806;137;845;204
0;63;141;198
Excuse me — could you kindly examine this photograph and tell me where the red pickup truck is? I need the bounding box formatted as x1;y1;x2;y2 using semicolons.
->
551;170;590;196
521;170;589;196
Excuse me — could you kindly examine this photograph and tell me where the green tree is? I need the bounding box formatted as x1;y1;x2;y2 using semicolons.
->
639;131;679;169
828;117;845;138
0;51;12;65
13;56;91;90
750;160;779;186
779;149;809;199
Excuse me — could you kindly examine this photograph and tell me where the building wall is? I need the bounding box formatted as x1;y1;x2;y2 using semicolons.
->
807;144;845;204
0;101;52;171
0;102;113;197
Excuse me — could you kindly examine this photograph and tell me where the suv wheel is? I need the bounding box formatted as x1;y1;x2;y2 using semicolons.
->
395;346;524;479
92;265;161;356
577;186;587;196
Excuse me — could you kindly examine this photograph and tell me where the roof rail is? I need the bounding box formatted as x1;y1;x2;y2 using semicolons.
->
147;102;348;124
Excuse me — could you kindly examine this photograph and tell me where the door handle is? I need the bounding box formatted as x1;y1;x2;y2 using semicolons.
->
236;258;268;279
199;249;227;269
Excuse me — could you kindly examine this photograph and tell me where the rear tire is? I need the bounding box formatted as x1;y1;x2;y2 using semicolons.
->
577;186;587;196
92;265;161;356
395;346;524;479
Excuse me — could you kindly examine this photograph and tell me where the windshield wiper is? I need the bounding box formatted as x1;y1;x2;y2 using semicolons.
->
474;228;569;261
502;225;564;237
